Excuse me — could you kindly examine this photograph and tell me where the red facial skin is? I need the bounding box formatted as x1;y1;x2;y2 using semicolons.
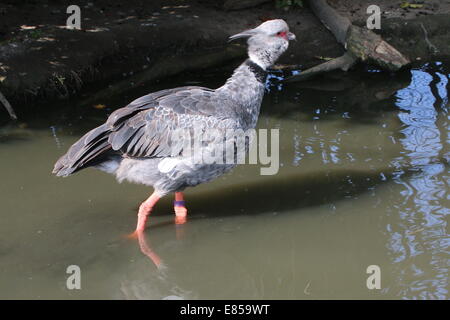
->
277;31;288;40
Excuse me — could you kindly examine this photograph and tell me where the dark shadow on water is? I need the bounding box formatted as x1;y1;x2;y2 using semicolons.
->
149;168;399;222
0;133;30;144
0;124;33;144
134;168;398;268
264;68;413;124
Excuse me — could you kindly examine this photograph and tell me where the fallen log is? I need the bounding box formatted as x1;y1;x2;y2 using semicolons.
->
287;0;410;82
286;52;356;82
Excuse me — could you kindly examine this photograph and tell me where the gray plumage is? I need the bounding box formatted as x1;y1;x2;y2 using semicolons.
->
53;19;295;197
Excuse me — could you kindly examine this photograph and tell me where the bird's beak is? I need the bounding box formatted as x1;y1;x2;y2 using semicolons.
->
288;32;296;41
228;29;257;42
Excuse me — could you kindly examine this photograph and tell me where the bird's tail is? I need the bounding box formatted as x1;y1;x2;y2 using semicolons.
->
52;123;112;177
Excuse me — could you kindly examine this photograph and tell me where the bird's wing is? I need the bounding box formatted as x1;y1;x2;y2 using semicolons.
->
53;86;236;176
107;87;238;158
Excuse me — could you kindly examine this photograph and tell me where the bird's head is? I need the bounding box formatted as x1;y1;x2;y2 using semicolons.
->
229;19;296;70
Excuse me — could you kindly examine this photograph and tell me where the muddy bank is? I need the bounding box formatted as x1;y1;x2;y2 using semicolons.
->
0;0;449;120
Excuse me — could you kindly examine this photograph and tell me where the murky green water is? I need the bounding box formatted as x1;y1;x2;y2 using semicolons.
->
0;61;448;299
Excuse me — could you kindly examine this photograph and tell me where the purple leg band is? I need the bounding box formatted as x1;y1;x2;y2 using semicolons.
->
174;200;186;207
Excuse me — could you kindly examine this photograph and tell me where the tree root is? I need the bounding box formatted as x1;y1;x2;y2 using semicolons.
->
286;52;356;82
0;90;17;120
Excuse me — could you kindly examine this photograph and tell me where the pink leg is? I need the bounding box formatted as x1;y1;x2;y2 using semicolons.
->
135;192;161;232
174;192;188;225
125;192;164;267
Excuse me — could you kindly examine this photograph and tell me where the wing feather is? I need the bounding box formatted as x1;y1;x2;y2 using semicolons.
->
53;86;236;176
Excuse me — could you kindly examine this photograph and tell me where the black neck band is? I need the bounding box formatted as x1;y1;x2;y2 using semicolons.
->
245;59;267;83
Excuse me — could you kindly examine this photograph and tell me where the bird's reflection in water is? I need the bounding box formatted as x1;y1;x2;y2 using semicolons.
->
134;218;187;269
119;220;193;300
136;231;163;269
